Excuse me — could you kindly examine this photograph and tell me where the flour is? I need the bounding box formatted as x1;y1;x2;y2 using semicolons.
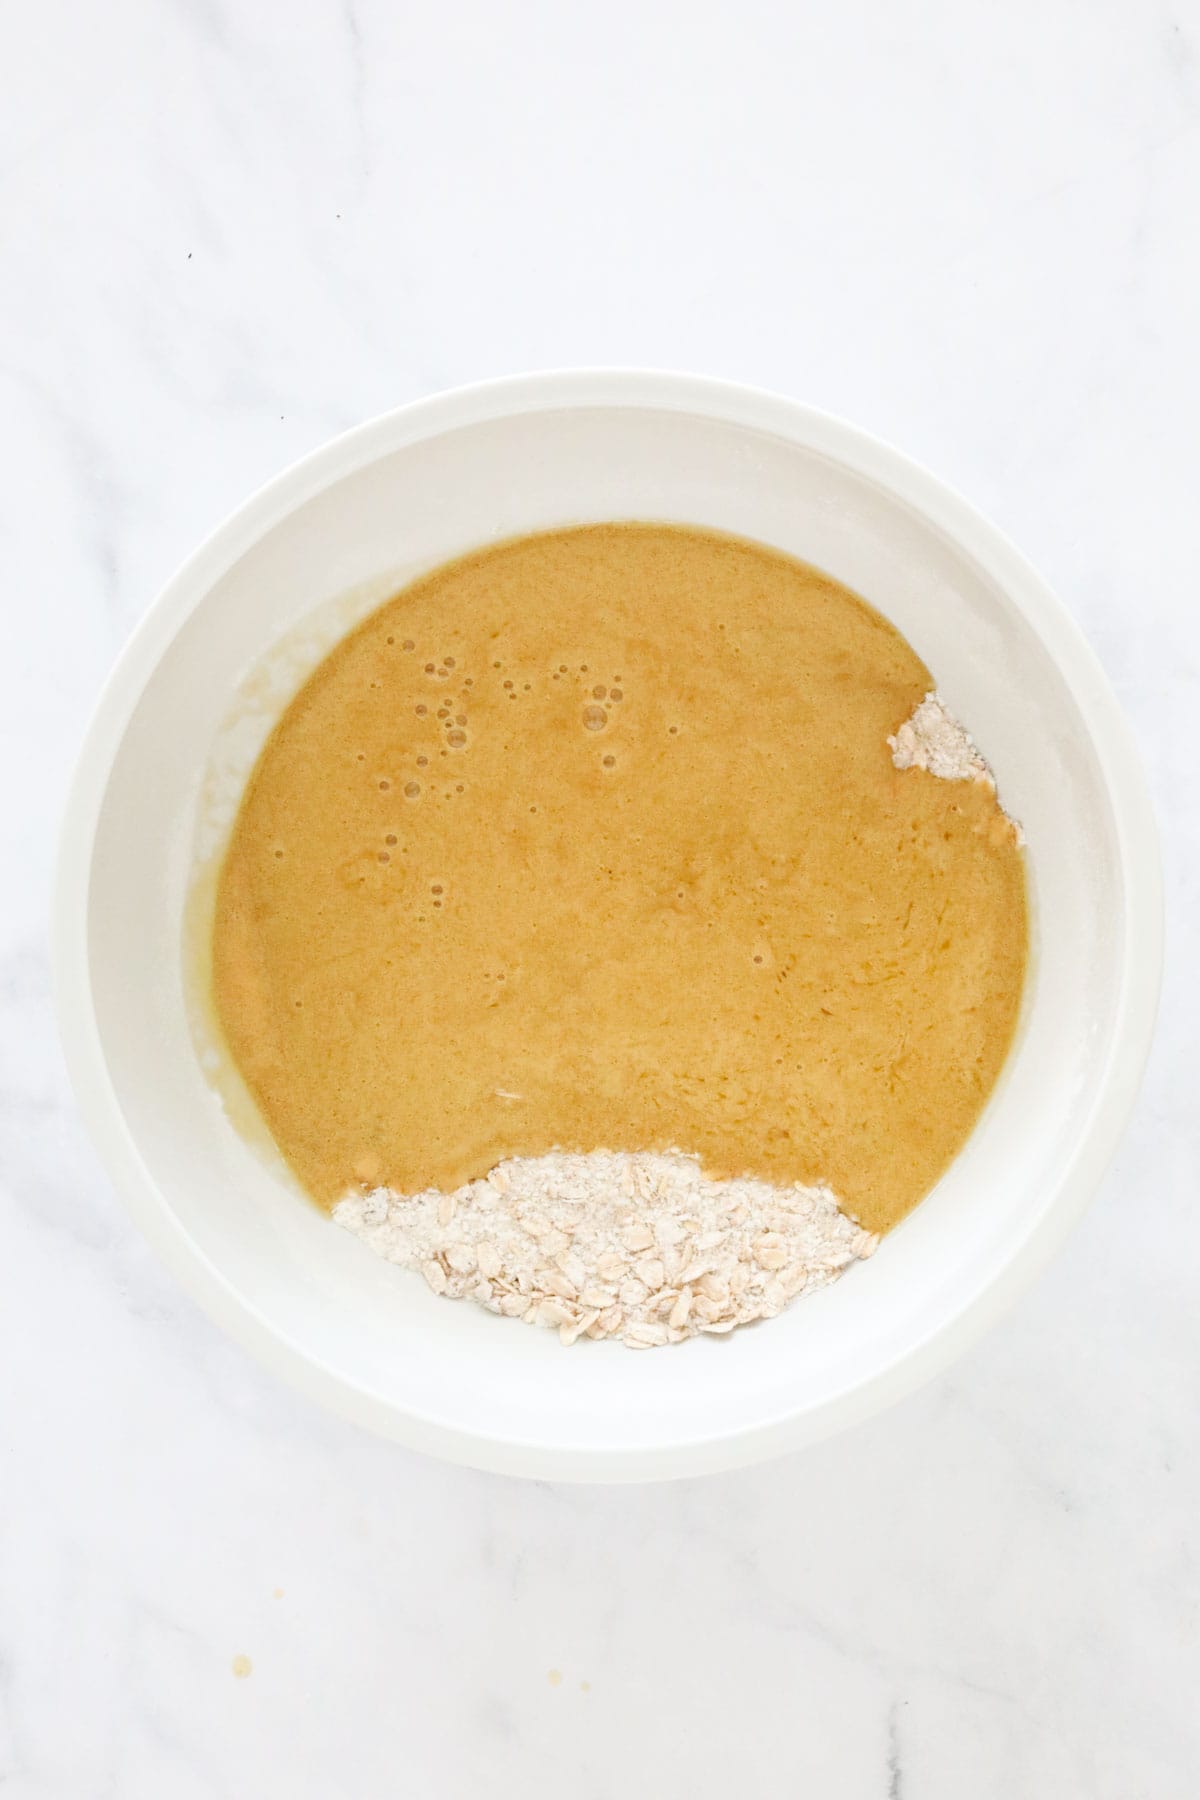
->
889;691;1023;840
335;1151;877;1348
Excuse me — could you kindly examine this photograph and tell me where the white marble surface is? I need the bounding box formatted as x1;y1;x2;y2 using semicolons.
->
2;2;1197;1793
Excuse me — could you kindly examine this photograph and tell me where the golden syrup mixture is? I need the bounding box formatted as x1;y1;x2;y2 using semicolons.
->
210;524;1027;1233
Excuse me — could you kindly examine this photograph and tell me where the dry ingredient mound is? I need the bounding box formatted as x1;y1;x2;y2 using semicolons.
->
888;690;990;780
889;690;1023;841
334;1151;878;1348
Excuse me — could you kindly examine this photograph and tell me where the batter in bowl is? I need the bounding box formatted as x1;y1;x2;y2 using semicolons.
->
210;523;1027;1237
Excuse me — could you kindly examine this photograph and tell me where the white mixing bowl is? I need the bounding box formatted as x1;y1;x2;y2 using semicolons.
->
53;372;1161;1481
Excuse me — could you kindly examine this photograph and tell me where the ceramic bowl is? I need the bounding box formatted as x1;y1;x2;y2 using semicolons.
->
54;372;1161;1481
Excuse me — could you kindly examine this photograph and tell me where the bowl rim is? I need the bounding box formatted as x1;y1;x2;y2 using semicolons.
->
52;369;1164;1482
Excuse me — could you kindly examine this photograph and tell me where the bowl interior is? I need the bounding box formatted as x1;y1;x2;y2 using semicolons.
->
77;393;1128;1475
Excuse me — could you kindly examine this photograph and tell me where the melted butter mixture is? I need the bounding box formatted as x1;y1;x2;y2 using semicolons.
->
210;524;1027;1233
